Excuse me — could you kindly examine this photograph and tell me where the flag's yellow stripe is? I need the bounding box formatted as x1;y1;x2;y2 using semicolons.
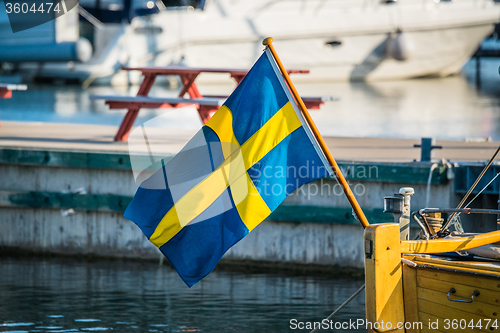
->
149;153;239;246
232;102;301;231
150;101;301;247
205;105;240;158
240;102;301;169
235;173;271;231
206;106;272;232
151;106;245;246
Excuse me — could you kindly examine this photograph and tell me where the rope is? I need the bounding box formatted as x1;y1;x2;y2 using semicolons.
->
426;163;439;208
447;172;500;232
442;145;500;232
309;284;365;333
463;172;500;210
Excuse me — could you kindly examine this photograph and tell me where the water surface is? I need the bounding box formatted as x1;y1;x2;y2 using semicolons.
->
0;256;366;333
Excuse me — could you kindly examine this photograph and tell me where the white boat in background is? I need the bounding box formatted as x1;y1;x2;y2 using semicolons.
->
6;0;500;84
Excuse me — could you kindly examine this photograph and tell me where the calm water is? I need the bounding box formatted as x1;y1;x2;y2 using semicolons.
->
0;58;499;141
0;256;366;333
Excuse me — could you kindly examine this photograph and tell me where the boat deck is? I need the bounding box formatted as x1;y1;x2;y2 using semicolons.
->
409;254;500;275
1;121;499;163
401;253;500;332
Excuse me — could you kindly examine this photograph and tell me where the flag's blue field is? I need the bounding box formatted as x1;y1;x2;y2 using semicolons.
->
124;49;332;287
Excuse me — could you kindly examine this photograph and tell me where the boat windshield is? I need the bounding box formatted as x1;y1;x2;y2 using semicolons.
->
78;0;205;23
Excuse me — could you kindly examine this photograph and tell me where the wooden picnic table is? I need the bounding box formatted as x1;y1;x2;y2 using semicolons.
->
0;83;27;99
91;66;332;142
0;83;27;128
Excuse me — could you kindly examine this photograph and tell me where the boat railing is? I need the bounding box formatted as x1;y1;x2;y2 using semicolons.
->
401;229;500;254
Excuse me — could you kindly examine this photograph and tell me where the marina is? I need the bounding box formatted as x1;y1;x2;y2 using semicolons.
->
2;0;500;83
1;57;500;140
0;120;499;270
1;0;500;330
0;48;500;293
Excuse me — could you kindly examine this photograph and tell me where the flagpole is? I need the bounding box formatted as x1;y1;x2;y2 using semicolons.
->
263;37;370;228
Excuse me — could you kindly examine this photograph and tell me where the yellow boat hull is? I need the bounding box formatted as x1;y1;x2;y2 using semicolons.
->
365;223;500;333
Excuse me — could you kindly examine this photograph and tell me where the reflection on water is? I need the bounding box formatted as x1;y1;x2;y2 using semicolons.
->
303;59;500;141
0;58;499;140
0;256;366;333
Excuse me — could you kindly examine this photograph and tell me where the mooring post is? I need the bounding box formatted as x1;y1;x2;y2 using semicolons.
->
383;188;414;241
399;187;414;241
414;137;442;162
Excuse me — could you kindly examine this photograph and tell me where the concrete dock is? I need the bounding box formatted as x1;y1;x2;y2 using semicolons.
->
1;121;499;162
0;121;499;270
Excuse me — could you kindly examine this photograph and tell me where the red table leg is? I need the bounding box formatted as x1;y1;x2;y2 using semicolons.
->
115;108;140;141
198;105;218;124
186;81;202;99
114;74;157;141
232;75;245;84
180;73;217;123
0;88;12;99
179;74;202;98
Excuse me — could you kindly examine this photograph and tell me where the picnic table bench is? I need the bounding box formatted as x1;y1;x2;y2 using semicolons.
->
91;66;334;142
0;83;27;128
0;83;27;99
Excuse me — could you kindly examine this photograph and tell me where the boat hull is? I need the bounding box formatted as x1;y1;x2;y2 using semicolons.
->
15;0;500;83
176;24;495;82
402;256;500;333
365;223;500;333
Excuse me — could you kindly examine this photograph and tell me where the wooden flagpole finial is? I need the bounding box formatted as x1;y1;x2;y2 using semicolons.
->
262;37;274;46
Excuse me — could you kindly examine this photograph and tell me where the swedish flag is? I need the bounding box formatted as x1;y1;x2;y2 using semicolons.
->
124;49;332;287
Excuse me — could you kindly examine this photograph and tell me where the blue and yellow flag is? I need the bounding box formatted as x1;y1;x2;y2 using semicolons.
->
124;49;332;287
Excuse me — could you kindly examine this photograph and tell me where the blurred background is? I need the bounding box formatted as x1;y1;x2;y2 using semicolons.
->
1;1;500;332
0;0;499;140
